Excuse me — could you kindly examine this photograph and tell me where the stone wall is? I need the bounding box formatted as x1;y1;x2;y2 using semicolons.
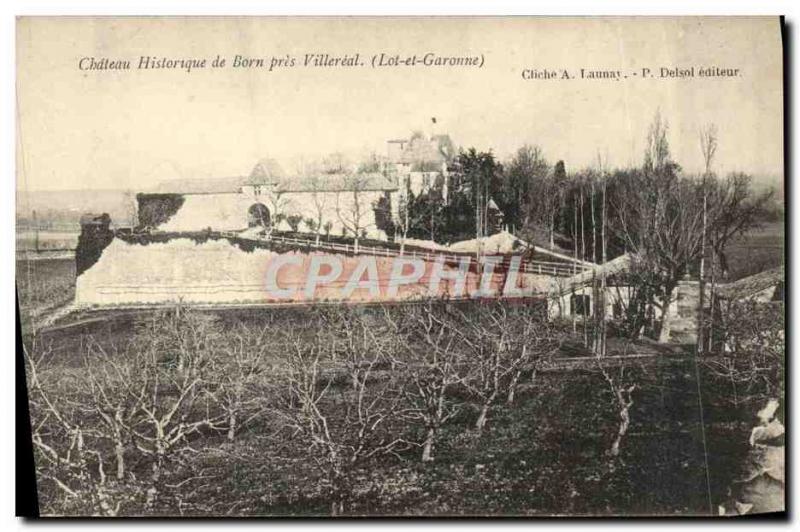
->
75;236;553;307
669;279;701;344
548;279;703;345
150;188;391;240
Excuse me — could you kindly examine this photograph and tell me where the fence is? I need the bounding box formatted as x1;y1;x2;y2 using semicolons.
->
218;230;589;278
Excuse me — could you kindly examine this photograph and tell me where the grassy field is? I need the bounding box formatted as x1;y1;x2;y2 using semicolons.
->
725;221;784;280
16;258;76;331
16;231;80;252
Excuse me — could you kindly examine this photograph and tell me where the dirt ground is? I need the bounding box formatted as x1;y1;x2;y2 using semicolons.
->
15;240;782;516
22;305;765;516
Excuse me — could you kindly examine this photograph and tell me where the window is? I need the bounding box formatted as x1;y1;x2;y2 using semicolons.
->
612;299;623;319
570;294;591;316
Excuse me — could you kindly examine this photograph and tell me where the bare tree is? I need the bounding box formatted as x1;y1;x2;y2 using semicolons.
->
614;117;772;343
579;178;588;346
27;340;133;516
457;303;557;433
335;173;374;253
705;173;774;280
396;188;412;255
25;310;272;516
393;304;467;462
265;192;291;234
321;152;353;175
205;323;271;441
697;124;718;353
596;357;638;458
113;311;227;509
592;154;610;356
611;113;769;343
572;193;579;333
610;114;705;341
703;299;784;405
614;177;705;342
643;110;672;174
510;145;563;246
82;339;141;482
543;161;568;249
505;305;562;405
306;173;329;246
600;165;608;354
394;182;425;255
275;307;409;515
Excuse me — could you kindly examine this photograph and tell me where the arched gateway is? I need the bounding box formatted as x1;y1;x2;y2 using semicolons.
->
248;203;271;228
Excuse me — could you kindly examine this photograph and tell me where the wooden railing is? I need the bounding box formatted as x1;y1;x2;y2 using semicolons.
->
217;230;589;277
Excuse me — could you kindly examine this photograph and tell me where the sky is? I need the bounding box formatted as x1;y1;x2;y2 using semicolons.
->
16;16;784;192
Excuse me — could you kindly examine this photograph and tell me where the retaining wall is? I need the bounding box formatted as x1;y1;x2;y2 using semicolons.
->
75;236;555;307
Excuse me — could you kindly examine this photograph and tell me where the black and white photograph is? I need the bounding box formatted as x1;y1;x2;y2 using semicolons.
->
14;15;786;518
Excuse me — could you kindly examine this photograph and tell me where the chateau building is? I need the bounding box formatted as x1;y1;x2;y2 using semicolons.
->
136;133;455;240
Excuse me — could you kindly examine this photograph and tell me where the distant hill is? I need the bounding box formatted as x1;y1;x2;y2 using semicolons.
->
16;189;136;229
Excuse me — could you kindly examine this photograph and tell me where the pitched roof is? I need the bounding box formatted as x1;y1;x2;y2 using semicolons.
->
248;158;286;185
152;176;243;194
391;134;452;165
717;266;785;300
560;253;632;292
277;172;398;193
398;145;447;165
152;172;398;195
